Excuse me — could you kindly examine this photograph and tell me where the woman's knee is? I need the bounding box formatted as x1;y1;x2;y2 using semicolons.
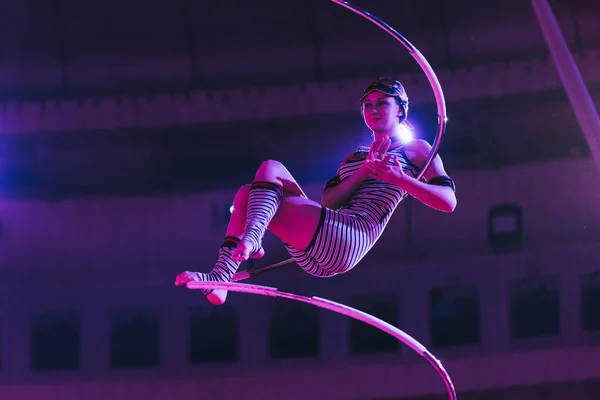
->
255;159;295;185
233;184;251;208
257;159;286;174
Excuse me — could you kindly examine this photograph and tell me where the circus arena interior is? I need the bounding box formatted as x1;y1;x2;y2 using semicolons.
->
1;0;600;399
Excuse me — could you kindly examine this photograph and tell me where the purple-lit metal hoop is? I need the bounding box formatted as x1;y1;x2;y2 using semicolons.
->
327;4;454;398
188;280;456;400
192;3;455;398
331;0;447;181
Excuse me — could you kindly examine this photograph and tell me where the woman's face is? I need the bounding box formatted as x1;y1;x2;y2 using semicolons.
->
361;92;402;133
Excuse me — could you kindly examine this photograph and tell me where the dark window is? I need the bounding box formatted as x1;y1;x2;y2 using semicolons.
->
488;203;522;254
269;301;319;359
349;293;399;355
510;276;560;339
582;272;600;332
189;306;238;364
31;311;80;371
110;308;159;368
430;285;480;347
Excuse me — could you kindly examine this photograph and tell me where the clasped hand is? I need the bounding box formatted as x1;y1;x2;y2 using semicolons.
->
362;138;407;185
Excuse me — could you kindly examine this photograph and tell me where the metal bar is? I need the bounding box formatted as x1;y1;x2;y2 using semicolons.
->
531;0;600;172
231;257;295;282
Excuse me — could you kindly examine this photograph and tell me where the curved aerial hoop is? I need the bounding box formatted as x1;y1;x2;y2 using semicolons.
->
187;281;457;400
196;5;456;397
330;0;447;181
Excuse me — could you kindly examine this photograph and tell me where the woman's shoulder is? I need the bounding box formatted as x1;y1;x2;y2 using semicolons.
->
342;148;368;164
400;139;433;164
343;145;370;159
403;138;432;153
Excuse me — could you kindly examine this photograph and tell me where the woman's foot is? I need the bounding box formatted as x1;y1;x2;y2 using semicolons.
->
232;239;263;263
207;288;228;305
174;271;229;305
250;246;265;259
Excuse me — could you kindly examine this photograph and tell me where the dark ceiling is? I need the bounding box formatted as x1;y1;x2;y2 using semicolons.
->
0;0;599;198
1;0;598;98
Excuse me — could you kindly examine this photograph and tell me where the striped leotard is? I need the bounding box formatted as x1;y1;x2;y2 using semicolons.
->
285;144;420;277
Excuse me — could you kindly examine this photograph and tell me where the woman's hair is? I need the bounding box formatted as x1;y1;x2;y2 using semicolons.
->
360;78;409;122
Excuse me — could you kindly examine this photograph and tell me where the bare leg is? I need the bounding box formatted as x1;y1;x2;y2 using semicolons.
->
175;184;262;305
177;160;323;305
226;184;264;258
232;159;323;262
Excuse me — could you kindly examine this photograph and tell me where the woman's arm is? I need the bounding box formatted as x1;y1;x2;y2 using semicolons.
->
399;139;457;212
366;139;457;213
393;171;456;212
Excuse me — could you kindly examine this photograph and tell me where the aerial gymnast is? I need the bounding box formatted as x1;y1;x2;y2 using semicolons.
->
175;77;457;305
